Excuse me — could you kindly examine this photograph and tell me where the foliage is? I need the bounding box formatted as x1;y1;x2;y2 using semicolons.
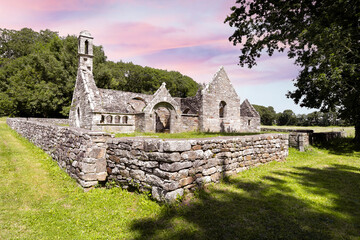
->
1;117;359;239
253;104;276;125
0;28;199;118
225;0;360;144
277;109;298;126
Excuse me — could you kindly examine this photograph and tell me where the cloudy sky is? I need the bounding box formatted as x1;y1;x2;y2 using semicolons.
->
0;0;316;114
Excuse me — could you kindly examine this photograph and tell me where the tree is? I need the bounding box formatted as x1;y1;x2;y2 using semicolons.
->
277;110;297;126
253;104;276;125
225;0;360;144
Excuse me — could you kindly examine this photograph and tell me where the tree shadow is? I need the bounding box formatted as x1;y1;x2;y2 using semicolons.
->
130;164;360;239
313;137;360;157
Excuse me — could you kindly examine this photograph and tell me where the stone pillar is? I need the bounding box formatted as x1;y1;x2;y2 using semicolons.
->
78;132;110;187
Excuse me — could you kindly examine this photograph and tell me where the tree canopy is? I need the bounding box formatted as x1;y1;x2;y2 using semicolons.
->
225;0;360;143
0;28;199;118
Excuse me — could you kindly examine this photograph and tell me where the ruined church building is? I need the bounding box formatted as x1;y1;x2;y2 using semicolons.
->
69;31;260;133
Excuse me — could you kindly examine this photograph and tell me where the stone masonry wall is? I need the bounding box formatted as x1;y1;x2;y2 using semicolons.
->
106;134;288;202
7;118;288;202
7;118;109;188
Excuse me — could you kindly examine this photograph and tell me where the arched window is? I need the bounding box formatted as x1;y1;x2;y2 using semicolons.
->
114;116;120;123
106;115;112;123
219;101;227;118
100;115;105;123
122;116;128;124
248;119;251;125
85;40;89;54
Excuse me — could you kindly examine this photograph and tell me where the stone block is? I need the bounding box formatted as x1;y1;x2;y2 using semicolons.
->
130;169;146;181
152;186;166;201
179;176;194;187
146;174;163;186
181;150;204;161
80;162;96;173
191;145;202;150
163;141;191;152
204;150;213;159
203;167;217;176
132;140;144;150
163;181;180;191
160;161;192;172
211;172;221;182
97;172;107;181
165;188;184;202
96;159;107;173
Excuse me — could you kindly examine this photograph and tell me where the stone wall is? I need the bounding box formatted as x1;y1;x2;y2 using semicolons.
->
106;134;288;201
7;118;109;188
21;118;69;125
261;127;346;151
289;132;310;152
7;118;288;202
181;115;199;132
240;116;261;132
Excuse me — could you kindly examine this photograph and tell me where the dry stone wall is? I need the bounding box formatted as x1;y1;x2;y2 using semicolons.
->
106;134;288;202
7;118;109;188
7;118;288;202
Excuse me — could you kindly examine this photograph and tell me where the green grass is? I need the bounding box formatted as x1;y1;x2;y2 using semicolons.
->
1;117;359;239
262;125;355;137
115;131;263;139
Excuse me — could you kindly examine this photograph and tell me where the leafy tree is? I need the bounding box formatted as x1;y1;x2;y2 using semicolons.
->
226;0;360;143
253;104;276;125
277;109;297;126
0;28;199;118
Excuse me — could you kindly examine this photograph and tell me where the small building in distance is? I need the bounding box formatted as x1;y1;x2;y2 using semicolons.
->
69;31;260;133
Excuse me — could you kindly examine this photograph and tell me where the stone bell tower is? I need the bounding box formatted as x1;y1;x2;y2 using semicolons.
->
78;30;93;72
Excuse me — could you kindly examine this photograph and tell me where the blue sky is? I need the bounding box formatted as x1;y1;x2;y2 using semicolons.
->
0;0;317;114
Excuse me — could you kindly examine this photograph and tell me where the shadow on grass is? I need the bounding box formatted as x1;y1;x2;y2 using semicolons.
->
313;137;360;157
131;164;360;240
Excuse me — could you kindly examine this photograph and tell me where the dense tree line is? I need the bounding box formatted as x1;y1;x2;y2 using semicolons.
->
0;28;199;118
253;104;348;127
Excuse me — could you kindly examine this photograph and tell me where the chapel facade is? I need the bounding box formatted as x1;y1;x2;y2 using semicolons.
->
69;31;260;133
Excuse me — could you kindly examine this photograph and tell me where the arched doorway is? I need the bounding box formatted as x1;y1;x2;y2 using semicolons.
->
152;102;175;133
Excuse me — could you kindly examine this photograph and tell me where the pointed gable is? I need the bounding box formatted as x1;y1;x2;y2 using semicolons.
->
202;66;239;99
143;82;180;113
240;99;260;117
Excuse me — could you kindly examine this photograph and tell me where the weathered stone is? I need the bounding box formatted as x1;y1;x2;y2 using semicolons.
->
180;176;194;187
160;161;192;172
192;145;202;150
181;150;204;161
130;170;146;181
80;162;96;173
203;167;217;176
152;186;166;201
165;188;184;202
163;141;191;152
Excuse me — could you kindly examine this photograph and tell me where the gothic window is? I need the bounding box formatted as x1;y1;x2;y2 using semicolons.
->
122;116;128;124
106;115;112;123
85;40;89;54
114;116;120;123
100;115;105;123
219;101;227;118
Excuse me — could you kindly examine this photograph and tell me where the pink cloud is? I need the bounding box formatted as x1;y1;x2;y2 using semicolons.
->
0;0;116;12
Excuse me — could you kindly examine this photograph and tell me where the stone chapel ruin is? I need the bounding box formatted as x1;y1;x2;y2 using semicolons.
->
69;30;260;133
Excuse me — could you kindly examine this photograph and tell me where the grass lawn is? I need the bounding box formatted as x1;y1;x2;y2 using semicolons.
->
1;117;359;239
262;125;355;137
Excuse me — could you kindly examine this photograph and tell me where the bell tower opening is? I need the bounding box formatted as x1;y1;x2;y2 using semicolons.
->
78;30;94;72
